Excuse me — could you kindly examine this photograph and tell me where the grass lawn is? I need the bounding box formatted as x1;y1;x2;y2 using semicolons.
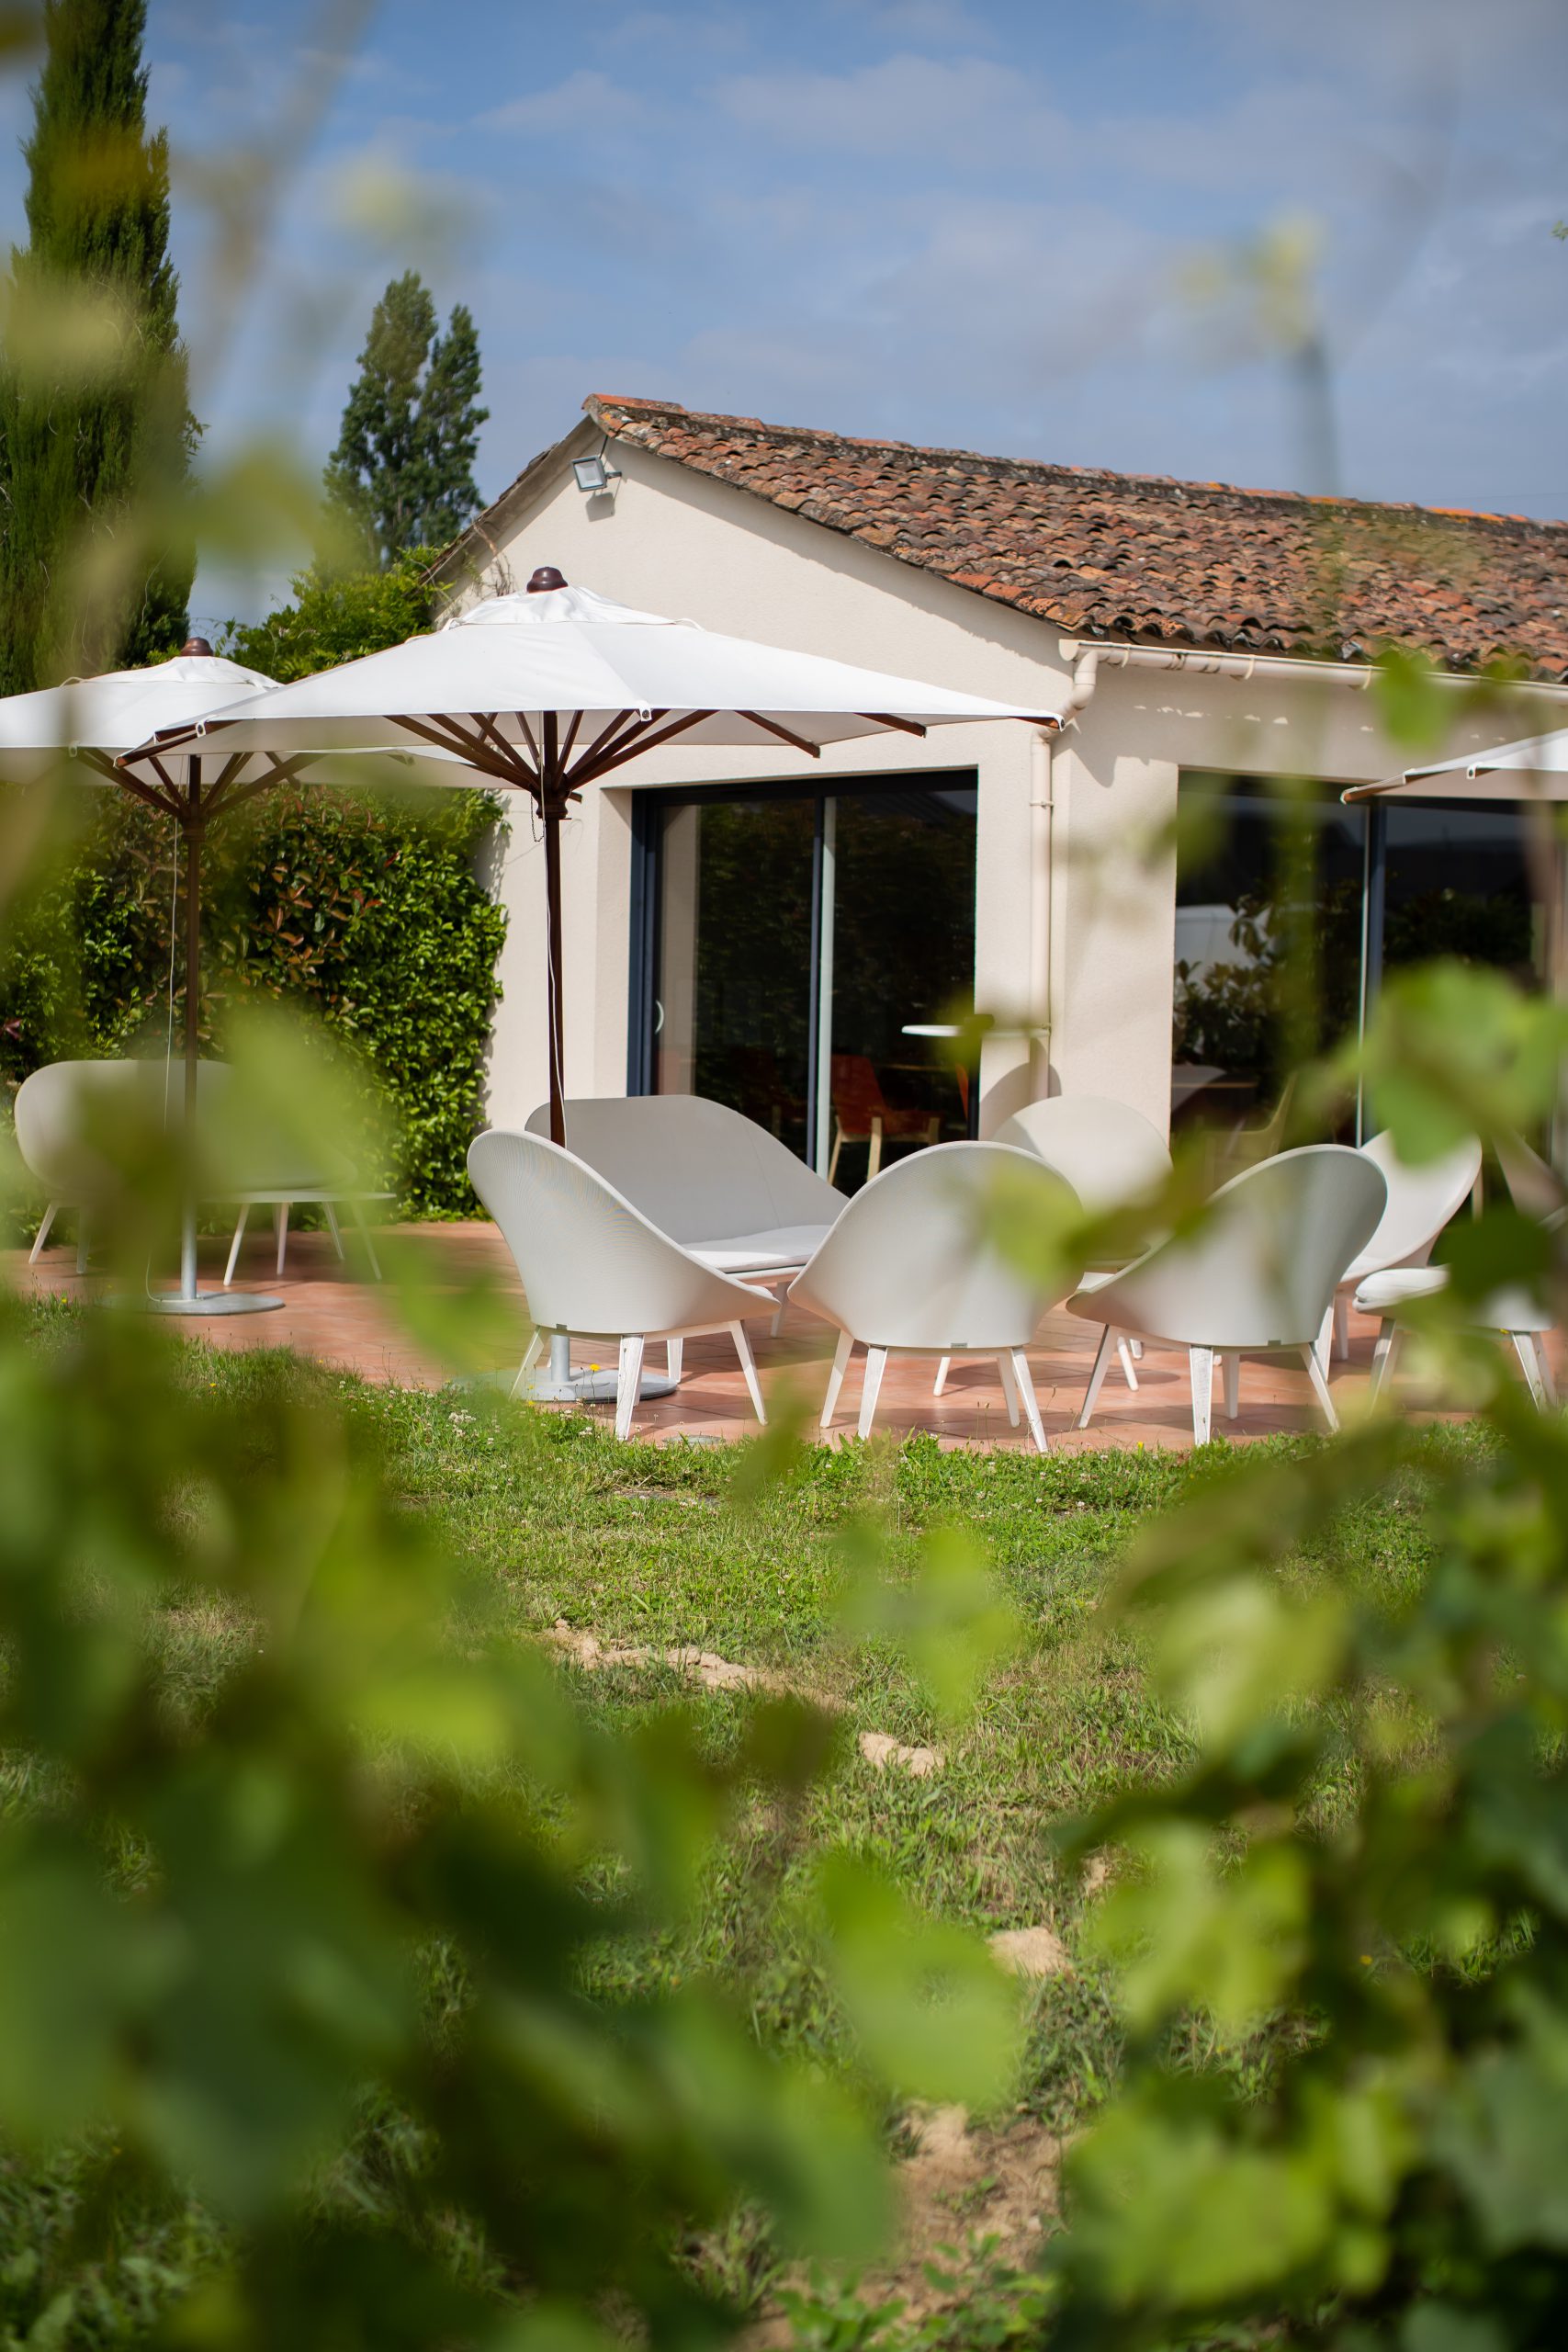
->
0;1316;1473;2346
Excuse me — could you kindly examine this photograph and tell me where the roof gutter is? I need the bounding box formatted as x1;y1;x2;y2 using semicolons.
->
1056;638;1568;702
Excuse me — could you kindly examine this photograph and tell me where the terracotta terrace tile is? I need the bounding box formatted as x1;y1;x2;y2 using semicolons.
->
2;1221;1516;1453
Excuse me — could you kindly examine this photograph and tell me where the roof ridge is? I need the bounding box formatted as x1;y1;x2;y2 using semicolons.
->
585;391;1567;537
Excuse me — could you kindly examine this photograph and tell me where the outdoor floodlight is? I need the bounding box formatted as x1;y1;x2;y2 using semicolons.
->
572;453;621;494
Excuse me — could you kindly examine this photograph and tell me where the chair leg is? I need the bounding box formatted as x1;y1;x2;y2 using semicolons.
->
1510;1330;1549;1409
1301;1344;1339;1433
1333;1292;1349;1363
1314;1304;1334;1376
274;1201;290;1280
867;1114;884;1182
348;1195;384;1281
731;1323;766;1424
322;1199;346;1262
1077;1327;1117;1430
1011;1350;1048;1453
857;1345;888;1440
997;1350;1021;1427
510;1329;545;1400
770;1289;786;1339
28;1203;59;1266
828;1125;843;1187
1190;1345;1214;1445
615;1335;645;1441
1223;1351;1241;1419
1130;1339;1144;1361
666;1338;683;1384
1371;1319;1402;1401
821;1330;853;1430
1116;1336;1140;1392
933;1353;952;1396
224;1204;249;1287
1534;1334;1560;1410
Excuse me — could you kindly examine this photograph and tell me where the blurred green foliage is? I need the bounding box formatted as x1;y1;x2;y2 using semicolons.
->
220;545;441;683
0;0;197;691
0;779;506;1217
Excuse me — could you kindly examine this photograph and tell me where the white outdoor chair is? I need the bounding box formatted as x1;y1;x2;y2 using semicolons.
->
971;1093;1174;1399
468;1127;777;1441
525;1093;846;1376
1356;1264;1558;1409
1322;1130;1483;1365
14;1057;388;1281
787;1140;1080;1451
1069;1145;1387;1443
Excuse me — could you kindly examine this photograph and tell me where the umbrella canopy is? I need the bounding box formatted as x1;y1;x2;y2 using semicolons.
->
0;643;315;1311
141;572;1064;1143
1344;725;1568;805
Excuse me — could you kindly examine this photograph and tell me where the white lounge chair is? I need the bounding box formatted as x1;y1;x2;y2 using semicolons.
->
1356;1264;1558;1409
525;1093;846;1374
1323;1130;1483;1364
962;1093;1174;1399
468;1127;777;1440
14;1057;389;1281
787;1140;1080;1451
1069;1145;1386;1443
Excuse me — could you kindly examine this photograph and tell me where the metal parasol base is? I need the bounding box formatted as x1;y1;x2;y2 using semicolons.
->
518;1331;677;1404
107;1288;286;1316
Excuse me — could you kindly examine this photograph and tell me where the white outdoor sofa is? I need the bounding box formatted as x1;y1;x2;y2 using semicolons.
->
13;1057;389;1281
524;1094;846;1375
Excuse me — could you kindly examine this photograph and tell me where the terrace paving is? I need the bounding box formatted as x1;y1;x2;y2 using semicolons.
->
5;1218;1441;1450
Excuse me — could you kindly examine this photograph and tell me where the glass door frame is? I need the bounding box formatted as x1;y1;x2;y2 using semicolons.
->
627;768;980;1170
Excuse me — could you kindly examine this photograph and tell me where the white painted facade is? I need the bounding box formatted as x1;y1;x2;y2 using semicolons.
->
437;415;1568;1140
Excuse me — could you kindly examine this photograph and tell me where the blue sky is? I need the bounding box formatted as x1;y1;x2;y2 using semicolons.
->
3;0;1565;621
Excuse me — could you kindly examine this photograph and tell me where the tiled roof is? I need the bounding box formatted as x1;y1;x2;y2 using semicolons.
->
577;394;1568;681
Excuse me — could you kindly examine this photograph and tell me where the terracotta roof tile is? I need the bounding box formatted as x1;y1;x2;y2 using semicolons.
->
562;395;1568;680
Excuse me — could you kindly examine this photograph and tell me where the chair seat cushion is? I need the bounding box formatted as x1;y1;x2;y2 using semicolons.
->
1356;1262;1553;1335
688;1223;835;1274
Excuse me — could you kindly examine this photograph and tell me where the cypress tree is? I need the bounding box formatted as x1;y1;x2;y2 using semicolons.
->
0;0;198;693
321;271;488;569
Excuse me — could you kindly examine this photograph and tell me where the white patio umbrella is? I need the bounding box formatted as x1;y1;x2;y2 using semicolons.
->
1343;725;1568;804
140;568;1063;1397
0;640;320;1313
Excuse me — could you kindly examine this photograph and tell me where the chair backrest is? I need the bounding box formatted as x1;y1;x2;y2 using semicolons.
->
1096;1145;1387;1350
1496;1130;1567;1226
13;1058;232;1199
993;1094;1172;1215
789;1140;1080;1351
12;1057;355;1199
523;1094;843;1243
1347;1130;1483;1281
469;1128;764;1338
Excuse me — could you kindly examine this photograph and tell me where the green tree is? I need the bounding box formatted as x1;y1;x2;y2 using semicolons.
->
0;0;197;693
321;272;488;569
222;544;438;682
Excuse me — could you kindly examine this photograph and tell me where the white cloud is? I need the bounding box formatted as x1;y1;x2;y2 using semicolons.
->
713;51;1068;158
479;69;648;136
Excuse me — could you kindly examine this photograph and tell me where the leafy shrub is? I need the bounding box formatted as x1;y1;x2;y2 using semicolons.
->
0;780;506;1219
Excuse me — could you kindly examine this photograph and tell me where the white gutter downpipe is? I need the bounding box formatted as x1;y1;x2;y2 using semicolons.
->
1031;647;1100;1093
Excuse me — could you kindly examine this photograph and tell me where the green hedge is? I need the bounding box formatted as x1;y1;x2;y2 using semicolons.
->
1;783;507;1219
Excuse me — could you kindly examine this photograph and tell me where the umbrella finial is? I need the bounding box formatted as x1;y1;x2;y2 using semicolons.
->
178;635;215;657
525;566;568;594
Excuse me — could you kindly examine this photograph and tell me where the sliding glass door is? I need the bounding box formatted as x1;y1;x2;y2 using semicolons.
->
637;775;978;1185
1172;772;1557;1138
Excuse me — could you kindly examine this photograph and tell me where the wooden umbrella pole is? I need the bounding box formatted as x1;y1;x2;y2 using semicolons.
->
178;759;203;1301
542;713;567;1148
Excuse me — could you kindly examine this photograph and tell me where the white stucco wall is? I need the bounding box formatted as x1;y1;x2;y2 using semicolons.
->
450;424;1568;1142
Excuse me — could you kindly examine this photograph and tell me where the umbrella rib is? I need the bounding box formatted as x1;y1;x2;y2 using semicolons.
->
474;711;537;784
577;707;637;770
107;761;182;819
573;709;716;785
514;711;542;769
393;712;531;786
859;712;929;738
740;711;822;758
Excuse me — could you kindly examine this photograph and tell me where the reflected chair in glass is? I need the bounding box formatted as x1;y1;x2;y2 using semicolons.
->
826;1054;941;1185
